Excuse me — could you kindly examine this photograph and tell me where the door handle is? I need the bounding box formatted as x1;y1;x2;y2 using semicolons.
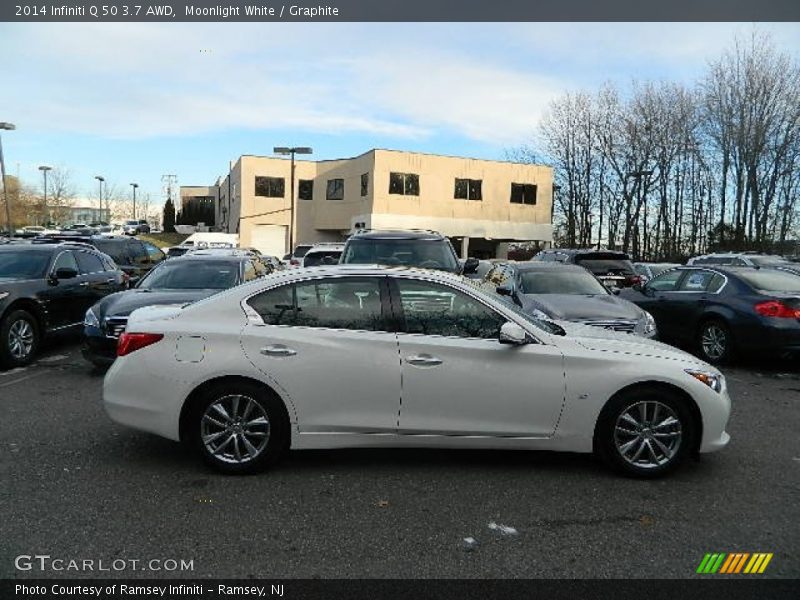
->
79;281;89;287
106;278;116;284
406;354;443;367
260;345;297;357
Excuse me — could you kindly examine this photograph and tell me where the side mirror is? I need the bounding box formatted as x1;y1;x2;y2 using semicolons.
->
499;321;528;345
461;257;480;275
55;267;78;280
496;282;514;297
610;287;621;296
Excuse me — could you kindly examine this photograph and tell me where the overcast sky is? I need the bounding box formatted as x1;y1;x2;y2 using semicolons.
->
2;22;799;206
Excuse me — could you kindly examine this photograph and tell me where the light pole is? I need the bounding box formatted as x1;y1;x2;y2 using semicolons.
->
130;183;138;219
94;175;105;223
38;165;52;226
0;122;16;236
273;146;312;254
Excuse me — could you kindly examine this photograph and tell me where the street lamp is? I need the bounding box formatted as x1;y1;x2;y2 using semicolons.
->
273;146;313;254
130;183;138;219
39;165;52;226
94;175;105;222
0;122;16;236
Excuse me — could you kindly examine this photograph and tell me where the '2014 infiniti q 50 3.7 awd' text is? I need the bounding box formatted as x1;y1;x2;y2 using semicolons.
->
103;265;730;478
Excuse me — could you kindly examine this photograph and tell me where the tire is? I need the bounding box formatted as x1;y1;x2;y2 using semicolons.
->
595;386;696;478
697;319;734;365
0;309;41;368
189;381;289;475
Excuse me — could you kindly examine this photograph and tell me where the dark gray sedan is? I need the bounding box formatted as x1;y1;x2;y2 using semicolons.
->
484;261;657;337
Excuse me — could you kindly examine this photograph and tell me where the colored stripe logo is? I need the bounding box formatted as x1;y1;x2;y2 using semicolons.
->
697;553;773;574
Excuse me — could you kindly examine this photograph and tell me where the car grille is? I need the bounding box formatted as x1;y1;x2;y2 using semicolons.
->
576;319;637;334
104;317;128;339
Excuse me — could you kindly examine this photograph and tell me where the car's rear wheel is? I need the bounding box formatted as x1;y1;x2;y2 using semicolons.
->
189;381;289;474
698;319;733;365
596;387;695;478
0;309;41;368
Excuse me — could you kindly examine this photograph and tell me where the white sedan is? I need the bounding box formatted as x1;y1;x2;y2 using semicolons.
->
103;265;731;477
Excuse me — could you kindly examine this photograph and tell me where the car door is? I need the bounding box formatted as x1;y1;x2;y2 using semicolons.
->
666;269;728;342
240;276;401;433
391;277;565;438
74;250;117;307
44;250;89;326
629;269;685;339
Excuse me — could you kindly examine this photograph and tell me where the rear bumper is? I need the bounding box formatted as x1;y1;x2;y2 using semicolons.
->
740;321;800;356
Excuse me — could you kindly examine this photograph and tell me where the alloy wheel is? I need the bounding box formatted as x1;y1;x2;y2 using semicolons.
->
614;401;682;469
701;324;727;360
8;319;34;360
200;394;271;464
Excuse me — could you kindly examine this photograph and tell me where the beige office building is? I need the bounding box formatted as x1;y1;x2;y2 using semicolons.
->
206;149;553;258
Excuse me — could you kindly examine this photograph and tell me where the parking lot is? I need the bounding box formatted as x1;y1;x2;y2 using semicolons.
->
1;336;798;579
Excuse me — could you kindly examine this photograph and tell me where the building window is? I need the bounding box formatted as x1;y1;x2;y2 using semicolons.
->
255;176;285;198
326;178;344;200
361;173;369;197
455;178;482;201
298;179;313;201
389;172;420;196
510;183;537;205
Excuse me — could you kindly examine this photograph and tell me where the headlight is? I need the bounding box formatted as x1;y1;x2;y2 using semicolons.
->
84;308;100;328
0;291;9;301
637;310;657;336
685;369;724;393
530;308;550;320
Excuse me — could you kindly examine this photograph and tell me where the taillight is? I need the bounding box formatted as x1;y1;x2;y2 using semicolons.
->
290;258;300;265
625;275;642;286
117;332;164;357
755;300;800;319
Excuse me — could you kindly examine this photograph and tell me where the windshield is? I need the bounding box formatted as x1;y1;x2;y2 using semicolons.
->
736;270;800;293
520;270;608;295
139;261;240;290
0;251;51;279
342;239;460;272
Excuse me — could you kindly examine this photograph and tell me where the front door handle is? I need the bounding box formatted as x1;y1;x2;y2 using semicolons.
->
79;281;89;287
106;278;117;284
406;354;443;367
260;345;297;357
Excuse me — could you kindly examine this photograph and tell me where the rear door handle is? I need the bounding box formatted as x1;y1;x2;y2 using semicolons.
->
79;281;89;287
406;354;443;367
260;345;297;357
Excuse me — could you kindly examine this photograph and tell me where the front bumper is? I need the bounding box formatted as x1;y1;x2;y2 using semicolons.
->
81;327;118;366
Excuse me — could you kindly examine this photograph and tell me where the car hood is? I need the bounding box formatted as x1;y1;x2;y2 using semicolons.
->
94;289;219;319
520;293;643;321
557;320;711;368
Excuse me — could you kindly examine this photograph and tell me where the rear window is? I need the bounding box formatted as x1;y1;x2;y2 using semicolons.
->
574;255;635;275
342;239;460;272
304;250;343;267
292;245;313;258
92;240;129;264
736;270;800;293
748;256;791;267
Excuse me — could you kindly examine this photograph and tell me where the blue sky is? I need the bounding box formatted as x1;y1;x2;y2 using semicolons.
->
2;22;799;208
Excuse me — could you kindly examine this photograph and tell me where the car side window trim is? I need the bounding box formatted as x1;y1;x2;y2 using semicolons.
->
670;269;729;295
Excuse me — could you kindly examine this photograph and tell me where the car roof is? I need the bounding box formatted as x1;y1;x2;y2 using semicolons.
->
543;248;629;256
173;250;253;260
347;229;446;241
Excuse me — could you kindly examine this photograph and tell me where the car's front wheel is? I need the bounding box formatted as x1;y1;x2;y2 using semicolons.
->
189;381;289;474
596;387;696;478
0;309;41;368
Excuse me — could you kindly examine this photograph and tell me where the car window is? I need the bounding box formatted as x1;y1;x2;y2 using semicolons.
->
646;269;683;292
520;269;608;295
707;274;726;293
304;250;343;267
242;261;258;282
342;239;460;272
0;250;51;279
678;270;717;292
248;278;387;331
396;279;506;339
75;251;106;274
52;251;79;273
127;240;149;266
92;240;129;265
735;270;800;293
142;242;165;263
139;261;239;290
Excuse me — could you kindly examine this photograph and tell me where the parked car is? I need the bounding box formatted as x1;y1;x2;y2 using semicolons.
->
339;230;478;275
165;246;191;259
302;243;345;267
460;258;499;281
620;266;800;364
285;243;314;268
122;219;151;235
82;249;272;367
687;252;793;268
485;262;657;338
0;242;126;367
33;235;166;285
635;262;681;282
532;249;641;288
104;264;730;477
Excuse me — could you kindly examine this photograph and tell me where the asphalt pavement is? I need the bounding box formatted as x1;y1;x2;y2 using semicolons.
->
1;337;798;579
